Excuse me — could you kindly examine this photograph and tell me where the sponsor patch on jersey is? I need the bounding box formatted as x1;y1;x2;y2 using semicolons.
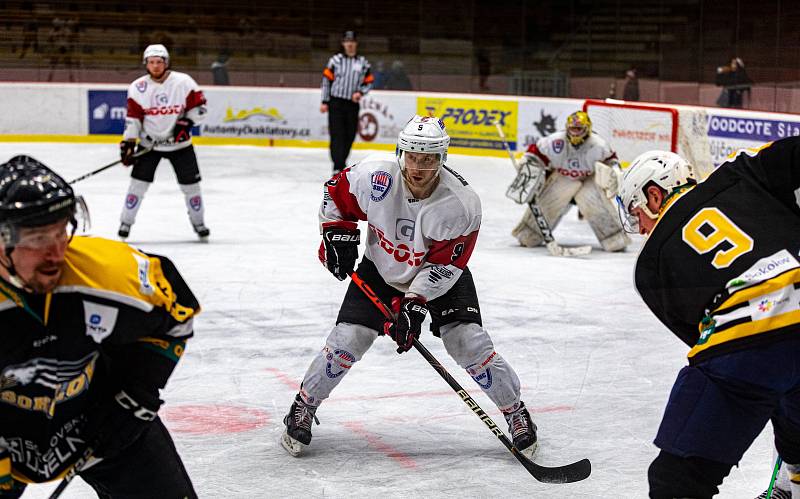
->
725;249;799;293
370;171;393;201
395;218;415;241
189;195;202;211
136;80;147;93
132;253;155;296
83;301;119;343
553;138;564;153
125;194;139;209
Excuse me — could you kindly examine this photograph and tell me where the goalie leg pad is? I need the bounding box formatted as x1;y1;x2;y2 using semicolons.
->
440;322;521;411
574;180;630;252
299;323;378;405
120;178;151;225
179;182;205;226
511;174;581;247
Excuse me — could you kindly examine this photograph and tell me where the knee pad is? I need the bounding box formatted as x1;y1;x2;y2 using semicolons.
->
440;322;494;369
129;178;151;197
648;451;731;499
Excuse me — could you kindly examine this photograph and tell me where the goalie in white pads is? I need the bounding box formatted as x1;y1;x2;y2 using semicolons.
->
510;111;629;252
281;115;539;460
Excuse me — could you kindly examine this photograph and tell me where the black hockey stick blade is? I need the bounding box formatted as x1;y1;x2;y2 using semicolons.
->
513;448;591;483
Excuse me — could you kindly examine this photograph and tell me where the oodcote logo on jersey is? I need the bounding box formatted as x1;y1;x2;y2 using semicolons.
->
83;301;119;343
370;171;393;201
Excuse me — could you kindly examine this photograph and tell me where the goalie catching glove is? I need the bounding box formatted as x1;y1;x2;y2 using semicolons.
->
506;154;547;204
593;161;623;199
319;221;360;281
384;296;427;353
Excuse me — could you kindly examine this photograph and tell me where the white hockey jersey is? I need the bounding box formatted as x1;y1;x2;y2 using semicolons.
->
320;152;481;301
123;71;207;152
526;131;617;179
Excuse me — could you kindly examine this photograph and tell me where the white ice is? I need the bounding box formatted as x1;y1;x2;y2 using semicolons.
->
6;143;773;498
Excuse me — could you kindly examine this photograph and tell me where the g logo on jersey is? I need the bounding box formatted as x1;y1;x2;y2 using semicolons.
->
553;139;564;153
370;171;393;201
155;92;169;105
395;218;415;241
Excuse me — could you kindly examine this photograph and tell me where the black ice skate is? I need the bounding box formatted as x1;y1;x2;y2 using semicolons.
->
192;223;210;241
504;401;538;459
118;223;131;240
281;394;318;457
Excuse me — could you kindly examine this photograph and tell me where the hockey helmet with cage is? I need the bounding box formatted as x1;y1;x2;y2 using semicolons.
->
143;44;169;65
617;150;697;228
565;111;592;147
396;115;450;171
0;156;89;249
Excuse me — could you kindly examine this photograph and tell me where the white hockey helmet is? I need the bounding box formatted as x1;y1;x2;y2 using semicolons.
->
618;150;697;224
143;44;169;65
396;115;450;170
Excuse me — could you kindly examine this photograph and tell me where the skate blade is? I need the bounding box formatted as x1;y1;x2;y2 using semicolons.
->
519;440;539;460
280;431;306;457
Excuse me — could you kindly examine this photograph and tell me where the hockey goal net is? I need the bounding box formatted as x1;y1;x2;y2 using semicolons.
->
582;99;713;178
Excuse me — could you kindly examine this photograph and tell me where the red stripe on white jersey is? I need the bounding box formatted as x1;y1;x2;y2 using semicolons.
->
185;90;206;111
127;97;145;121
526;143;551;167
426;229;479;270
327;170;367;222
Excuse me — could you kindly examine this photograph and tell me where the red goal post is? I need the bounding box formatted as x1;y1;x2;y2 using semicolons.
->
582;99;713;178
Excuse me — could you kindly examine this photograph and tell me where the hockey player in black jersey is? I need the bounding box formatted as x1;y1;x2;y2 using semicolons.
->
0;156;198;497
618;138;800;498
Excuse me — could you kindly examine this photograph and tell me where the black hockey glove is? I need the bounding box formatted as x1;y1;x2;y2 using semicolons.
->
86;389;161;459
319;222;360;281
173;118;194;143
119;140;137;166
384;296;427;353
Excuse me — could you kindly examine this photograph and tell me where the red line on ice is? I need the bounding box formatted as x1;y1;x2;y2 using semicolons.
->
342;421;417;469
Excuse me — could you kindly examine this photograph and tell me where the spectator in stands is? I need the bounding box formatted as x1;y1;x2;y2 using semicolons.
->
211;52;230;85
46;17;77;82
623;68;640;101
18;19;39;59
477;48;491;92
385;60;412;91
715;57;752;109
372;60;387;90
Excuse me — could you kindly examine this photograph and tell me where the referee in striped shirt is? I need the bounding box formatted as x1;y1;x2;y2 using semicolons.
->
320;30;374;174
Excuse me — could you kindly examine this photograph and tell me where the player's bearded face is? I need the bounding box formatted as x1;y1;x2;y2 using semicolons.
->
5;219;70;293
146;57;167;79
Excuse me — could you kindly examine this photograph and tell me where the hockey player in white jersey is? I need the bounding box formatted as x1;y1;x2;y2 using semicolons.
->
281;115;539;460
510;111;629;252
118;44;210;241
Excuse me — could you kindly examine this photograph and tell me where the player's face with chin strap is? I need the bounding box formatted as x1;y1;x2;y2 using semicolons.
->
629;185;666;235
146;57;168;81
0;218;70;293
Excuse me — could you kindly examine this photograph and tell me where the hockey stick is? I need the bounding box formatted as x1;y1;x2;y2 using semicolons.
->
68;146;153;185
48;447;99;499
349;271;591;483
765;456;783;499
494;122;591;257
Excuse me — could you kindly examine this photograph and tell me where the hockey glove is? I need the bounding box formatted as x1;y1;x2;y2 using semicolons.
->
119;140;137;166
86;389;161;459
384;296;427;353
173;118;194;143
318;221;360;281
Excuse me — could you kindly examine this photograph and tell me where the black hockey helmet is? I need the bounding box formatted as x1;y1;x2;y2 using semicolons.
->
0;155;89;247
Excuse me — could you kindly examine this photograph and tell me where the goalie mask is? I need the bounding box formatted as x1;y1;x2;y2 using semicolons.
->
565;111;592;147
616;150;696;232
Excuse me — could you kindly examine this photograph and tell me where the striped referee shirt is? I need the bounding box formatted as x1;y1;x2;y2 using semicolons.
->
321;53;374;103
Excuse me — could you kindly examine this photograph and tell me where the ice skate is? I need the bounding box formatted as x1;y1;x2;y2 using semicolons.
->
118;222;131;240
504;402;538;459
192;223;210;242
754;487;790;499
281;394;318;457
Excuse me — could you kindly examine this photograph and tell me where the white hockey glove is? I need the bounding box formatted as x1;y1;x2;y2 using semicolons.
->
506;155;547;204
594;161;623;199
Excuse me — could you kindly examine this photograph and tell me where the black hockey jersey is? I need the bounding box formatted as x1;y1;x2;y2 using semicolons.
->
0;236;199;483
635;137;800;364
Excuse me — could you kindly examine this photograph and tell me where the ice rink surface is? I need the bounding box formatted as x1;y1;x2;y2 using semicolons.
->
6;143;774;498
